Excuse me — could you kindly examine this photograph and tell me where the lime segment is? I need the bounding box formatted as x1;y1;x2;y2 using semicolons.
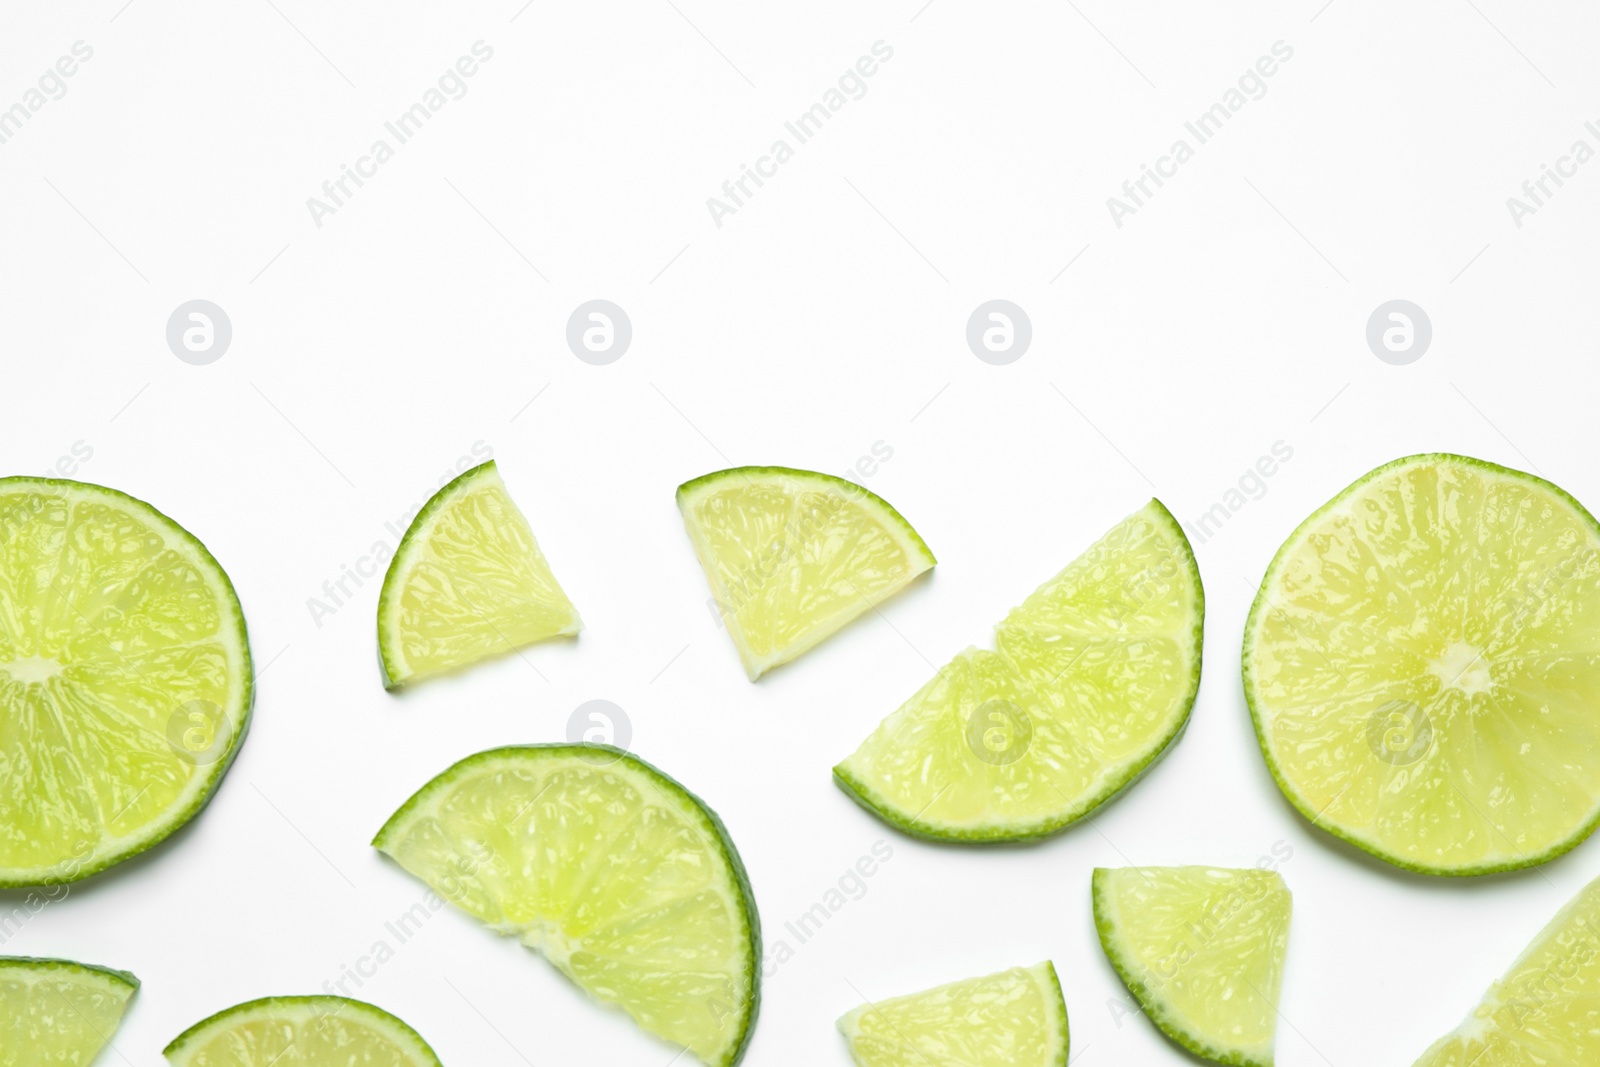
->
837;961;1068;1066
1;956;137;1066
1094;867;1291;1067
377;461;580;689
835;500;1202;841
163;996;440;1066
677;467;935;680
0;478;252;887
1244;454;1600;874
373;744;760;1066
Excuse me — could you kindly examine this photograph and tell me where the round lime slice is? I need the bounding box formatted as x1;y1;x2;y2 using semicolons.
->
1244;454;1600;875
378;461;581;689
1093;867;1291;1067
837;961;1068;1066
677;466;935;680
163;995;440;1065
1;956;138;1064
1412;873;1600;1064
834;500;1203;841
0;478;252;887
373;744;760;1066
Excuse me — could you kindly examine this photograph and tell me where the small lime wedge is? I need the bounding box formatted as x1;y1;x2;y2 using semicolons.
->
0;478;252;887
1244;453;1600;874
163;996;440;1066
837;961;1068;1067
377;461;580;689
373;744;760;1066
677;467;935;680
1;956;137;1065
834;500;1202;841
1094;867;1291;1067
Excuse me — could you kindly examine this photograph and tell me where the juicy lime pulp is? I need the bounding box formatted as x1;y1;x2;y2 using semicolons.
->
1093;867;1291;1067
837;961;1068;1067
377;460;580;689
1244;453;1600;875
0;477;252;887
676;466;935;680
373;744;760;1066
834;499;1203;841
1;956;138;1066
163;995;441;1066
1411;873;1600;1065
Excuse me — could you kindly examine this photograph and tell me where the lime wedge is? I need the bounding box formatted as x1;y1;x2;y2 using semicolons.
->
0;478;252;887
1;956;137;1065
1244;453;1600;875
163;996;440;1065
378;461;580;689
677;467;935;680
1412;873;1600;1065
837;961;1068;1067
373;744;760;1066
1093;867;1291;1067
834;500;1202;841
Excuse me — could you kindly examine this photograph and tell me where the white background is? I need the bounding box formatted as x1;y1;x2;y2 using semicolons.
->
3;1;1599;1064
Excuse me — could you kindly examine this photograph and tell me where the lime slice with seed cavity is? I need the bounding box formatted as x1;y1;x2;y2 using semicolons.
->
0;478;252;887
373;744;760;1066
1244;453;1600;874
1;956;137;1065
163;995;441;1066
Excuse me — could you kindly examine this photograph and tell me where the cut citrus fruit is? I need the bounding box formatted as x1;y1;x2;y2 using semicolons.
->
1244;453;1600;875
1411;873;1600;1065
834;500;1202;841
836;961;1068;1067
1;956;137;1064
1093;866;1291;1067
676;467;935;680
378;461;580;689
163;995;440;1066
373;744;760;1066
0;477;252;887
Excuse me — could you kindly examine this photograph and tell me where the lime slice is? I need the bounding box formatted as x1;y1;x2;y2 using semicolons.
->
1093;867;1291;1067
1;956;137;1065
377;461;580;689
1412;873;1600;1065
0;478;252;887
163;995;440;1066
834;500;1202;841
373;744;760;1066
677;467;935;680
836;961;1068;1067
1244;453;1600;875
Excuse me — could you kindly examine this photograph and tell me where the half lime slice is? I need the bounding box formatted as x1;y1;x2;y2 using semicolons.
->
378;461;580;689
1;956;137;1064
835;500;1203;841
0;478;252;887
163;996;441;1065
837;961;1068;1066
1244;453;1600;875
1412;873;1600;1065
373;744;760;1066
677;467;935;680
1094;867;1291;1067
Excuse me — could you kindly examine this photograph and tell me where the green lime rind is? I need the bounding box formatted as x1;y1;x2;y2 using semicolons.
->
833;499;1203;843
0;477;253;889
372;743;762;1067
0;955;140;993
675;466;937;568
1242;452;1600;877
1092;871;1274;1067
162;995;441;1064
